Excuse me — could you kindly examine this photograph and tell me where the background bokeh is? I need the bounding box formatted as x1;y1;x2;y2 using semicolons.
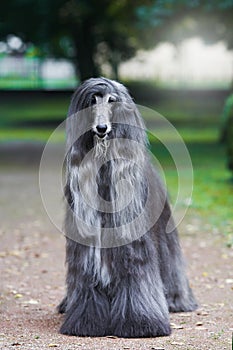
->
0;0;232;245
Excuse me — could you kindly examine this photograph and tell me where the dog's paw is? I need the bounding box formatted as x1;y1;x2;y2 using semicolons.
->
168;292;198;313
60;318;107;337
57;297;67;314
112;317;171;338
59;295;110;336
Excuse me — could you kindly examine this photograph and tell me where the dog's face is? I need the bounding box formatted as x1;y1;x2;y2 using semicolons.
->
91;92;118;139
69;78;133;141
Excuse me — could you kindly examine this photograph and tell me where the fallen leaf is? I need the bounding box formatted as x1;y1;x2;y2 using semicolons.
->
24;299;39;305
9;250;21;257
197;310;209;316
170;323;184;329
105;335;118;339
216;303;224;307
225;279;233;284
205;284;212;289
195;326;208;330
14;294;23;299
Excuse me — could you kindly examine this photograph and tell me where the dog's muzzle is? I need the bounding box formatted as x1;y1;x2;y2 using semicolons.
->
93;123;110;138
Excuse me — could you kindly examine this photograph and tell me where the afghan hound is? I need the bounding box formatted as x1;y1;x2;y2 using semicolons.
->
58;77;197;337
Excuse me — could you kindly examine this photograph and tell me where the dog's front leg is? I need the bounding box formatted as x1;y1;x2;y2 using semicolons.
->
110;268;171;337
60;285;110;336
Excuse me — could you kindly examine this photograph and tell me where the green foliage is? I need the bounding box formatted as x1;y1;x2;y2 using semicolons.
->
0;128;64;143
153;0;233;48
222;94;233;123
221;94;233;172
0;95;69;127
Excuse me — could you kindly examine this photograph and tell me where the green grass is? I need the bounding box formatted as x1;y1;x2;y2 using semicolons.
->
149;137;233;247
149;126;219;143
0;96;69;127
0;77;77;90
0;128;65;143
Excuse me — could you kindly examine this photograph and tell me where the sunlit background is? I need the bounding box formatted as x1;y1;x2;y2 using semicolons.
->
0;35;232;89
120;38;233;87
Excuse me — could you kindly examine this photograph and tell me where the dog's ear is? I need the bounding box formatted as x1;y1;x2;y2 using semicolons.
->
68;80;93;115
109;101;147;147
66;114;80;152
68;87;83;116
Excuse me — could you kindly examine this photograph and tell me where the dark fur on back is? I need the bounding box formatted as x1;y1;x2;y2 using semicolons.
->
58;77;197;337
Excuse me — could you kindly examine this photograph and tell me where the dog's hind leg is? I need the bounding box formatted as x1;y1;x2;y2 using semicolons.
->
57;296;67;314
155;202;198;312
162;233;198;313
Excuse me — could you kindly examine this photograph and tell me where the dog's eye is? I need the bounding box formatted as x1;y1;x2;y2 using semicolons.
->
108;96;116;103
91;96;96;105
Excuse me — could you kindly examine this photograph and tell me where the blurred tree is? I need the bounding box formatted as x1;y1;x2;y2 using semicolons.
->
0;0;184;81
0;0;232;81
221;94;233;174
0;0;150;80
158;1;233;49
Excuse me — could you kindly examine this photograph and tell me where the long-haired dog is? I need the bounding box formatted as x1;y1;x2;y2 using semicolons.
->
58;77;197;337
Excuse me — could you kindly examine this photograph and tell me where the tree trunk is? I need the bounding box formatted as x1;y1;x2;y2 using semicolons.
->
110;51;121;81
73;23;100;82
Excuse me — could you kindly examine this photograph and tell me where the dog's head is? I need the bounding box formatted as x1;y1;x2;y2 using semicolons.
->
68;77;136;139
66;77;148;158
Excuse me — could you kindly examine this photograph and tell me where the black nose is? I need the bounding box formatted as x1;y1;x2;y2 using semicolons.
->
96;124;108;134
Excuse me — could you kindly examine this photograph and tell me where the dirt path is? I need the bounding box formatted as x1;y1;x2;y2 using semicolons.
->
0;144;232;350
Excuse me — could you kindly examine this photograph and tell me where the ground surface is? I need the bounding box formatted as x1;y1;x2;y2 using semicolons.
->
0;143;232;350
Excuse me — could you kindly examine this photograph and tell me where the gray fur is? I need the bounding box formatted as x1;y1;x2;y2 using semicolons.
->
58;77;198;337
